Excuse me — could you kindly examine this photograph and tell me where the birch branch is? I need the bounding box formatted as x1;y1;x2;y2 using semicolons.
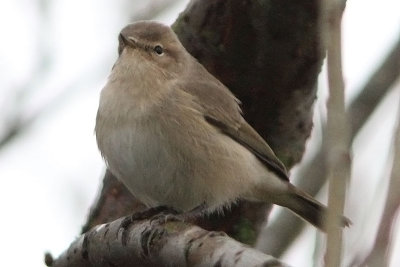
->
46;215;289;267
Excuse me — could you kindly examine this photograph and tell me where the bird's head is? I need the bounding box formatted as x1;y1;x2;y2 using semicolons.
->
116;21;188;80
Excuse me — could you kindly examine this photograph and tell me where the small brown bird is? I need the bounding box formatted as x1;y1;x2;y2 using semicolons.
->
95;21;349;231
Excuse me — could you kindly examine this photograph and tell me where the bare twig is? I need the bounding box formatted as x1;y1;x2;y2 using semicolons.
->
0;0;53;150
0;0;177;151
323;1;350;266
257;34;400;257
47;215;289;267
0;65;106;150
348;37;400;136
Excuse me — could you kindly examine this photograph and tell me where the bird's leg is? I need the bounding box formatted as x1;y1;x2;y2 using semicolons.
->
149;201;208;225
181;201;208;219
120;202;209;230
120;205;178;229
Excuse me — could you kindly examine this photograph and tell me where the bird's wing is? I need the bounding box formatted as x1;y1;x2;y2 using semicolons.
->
177;73;289;181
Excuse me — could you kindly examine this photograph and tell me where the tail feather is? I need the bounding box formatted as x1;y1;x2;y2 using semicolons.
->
280;185;351;231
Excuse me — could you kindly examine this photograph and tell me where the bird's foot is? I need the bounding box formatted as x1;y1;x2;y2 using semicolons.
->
120;202;208;229
149;212;183;226
120;205;178;229
149;202;208;226
182;201;208;220
159;201;208;222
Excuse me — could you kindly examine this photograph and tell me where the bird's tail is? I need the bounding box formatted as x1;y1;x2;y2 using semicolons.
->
277;185;351;231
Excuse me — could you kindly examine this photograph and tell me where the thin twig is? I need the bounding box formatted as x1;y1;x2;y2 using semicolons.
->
323;1;350;266
257;34;400;258
0;0;177;151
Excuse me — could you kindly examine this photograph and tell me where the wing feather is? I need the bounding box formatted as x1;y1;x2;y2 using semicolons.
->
177;64;289;181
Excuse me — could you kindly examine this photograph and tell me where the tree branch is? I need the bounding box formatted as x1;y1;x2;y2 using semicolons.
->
257;34;400;257
323;1;349;266
47;216;289;267
0;0;176;151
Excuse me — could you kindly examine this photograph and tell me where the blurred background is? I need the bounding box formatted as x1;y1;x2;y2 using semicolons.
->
0;0;399;266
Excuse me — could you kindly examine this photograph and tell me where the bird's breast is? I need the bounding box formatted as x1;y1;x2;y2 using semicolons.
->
96;83;202;207
96;83;262;212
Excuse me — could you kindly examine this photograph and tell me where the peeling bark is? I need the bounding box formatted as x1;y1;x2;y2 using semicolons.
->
48;216;289;267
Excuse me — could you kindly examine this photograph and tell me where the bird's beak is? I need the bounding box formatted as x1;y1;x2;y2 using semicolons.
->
119;33;137;48
118;33;138;55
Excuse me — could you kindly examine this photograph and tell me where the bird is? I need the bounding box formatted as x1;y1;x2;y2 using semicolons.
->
95;21;349;231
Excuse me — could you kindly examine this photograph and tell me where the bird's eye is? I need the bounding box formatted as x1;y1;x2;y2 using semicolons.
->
154;45;164;55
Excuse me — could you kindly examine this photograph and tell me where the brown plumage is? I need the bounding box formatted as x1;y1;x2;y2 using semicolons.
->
95;21;350;231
